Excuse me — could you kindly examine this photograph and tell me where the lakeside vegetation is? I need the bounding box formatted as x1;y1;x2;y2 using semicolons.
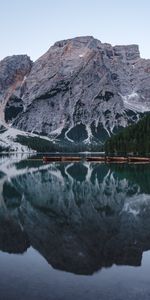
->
1;114;150;155
15;134;104;153
105;114;150;155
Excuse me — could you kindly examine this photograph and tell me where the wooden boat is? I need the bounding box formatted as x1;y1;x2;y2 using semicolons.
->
61;156;81;161
43;156;150;163
43;156;61;162
106;156;128;162
128;156;150;162
86;157;105;162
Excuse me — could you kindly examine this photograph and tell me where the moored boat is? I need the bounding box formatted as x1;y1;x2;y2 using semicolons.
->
128;157;150;162
86;157;105;162
106;156;128;162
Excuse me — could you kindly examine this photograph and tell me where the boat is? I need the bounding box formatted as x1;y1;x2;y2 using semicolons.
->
43;156;61;162
128;157;150;162
106;156;128;162
86;157;105;162
42;156;150;163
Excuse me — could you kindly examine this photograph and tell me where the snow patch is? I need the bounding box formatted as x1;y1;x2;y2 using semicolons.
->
104;125;111;137
84;125;93;144
79;54;85;58
65;128;74;143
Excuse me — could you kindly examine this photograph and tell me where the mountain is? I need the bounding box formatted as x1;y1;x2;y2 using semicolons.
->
105;113;150;155
0;36;150;151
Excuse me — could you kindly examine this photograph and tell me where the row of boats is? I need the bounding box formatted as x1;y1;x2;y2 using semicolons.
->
43;156;150;163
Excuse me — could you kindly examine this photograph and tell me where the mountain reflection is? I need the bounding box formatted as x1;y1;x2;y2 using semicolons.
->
0;156;150;275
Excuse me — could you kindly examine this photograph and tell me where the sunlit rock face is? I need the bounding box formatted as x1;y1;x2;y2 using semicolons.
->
1;36;150;145
0;157;150;274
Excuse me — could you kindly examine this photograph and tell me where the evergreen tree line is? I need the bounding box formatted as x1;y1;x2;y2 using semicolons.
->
105;114;150;155
16;135;104;153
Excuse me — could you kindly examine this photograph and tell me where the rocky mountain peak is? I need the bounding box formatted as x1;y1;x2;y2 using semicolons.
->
0;55;32;89
113;44;140;63
54;35;97;48
0;36;150;149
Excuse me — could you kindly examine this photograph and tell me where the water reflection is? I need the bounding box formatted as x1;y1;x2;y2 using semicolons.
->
0;156;150;275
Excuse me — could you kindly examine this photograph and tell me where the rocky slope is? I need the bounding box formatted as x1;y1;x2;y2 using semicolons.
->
0;55;32;125
1;36;150;150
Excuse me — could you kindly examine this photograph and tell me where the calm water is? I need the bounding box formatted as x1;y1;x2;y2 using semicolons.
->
0;154;150;300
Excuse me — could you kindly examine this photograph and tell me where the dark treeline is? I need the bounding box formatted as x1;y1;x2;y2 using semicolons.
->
16;135;104;153
105;114;150;155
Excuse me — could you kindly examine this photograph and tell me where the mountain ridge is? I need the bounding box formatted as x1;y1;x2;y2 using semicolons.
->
0;36;150;151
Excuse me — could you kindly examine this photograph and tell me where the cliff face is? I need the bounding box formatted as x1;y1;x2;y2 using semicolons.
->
1;36;150;145
0;55;32;125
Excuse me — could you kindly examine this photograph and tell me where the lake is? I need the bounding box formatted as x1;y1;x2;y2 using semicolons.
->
0;154;150;300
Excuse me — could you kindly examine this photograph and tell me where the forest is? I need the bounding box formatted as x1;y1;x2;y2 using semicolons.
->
105;113;150;155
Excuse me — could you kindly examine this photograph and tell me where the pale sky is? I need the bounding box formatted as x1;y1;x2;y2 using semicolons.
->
0;0;150;61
